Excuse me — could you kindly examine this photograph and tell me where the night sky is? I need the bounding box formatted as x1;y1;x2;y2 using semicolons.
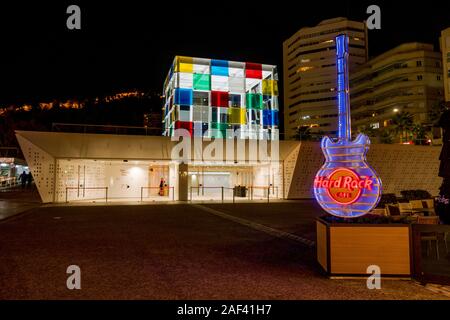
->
0;0;449;104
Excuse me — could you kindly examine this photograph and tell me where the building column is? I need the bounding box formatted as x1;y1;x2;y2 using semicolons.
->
178;162;189;201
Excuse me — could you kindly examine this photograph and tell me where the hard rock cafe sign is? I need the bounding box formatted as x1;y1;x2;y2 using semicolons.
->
313;35;381;218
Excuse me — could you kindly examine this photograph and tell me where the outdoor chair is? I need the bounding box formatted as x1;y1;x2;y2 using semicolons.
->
416;216;446;259
398;202;413;216
370;208;387;216
385;204;403;221
410;200;423;210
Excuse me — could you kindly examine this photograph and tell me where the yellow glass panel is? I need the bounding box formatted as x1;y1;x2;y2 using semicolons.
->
262;80;279;96
240;108;246;124
228;107;241;124
262;79;270;95
175;56;194;73
272;80;279;96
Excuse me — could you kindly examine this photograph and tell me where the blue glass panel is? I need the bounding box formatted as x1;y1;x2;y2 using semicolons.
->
271;110;279;126
174;88;193;106
229;94;241;107
262;109;270;125
211;59;228;67
211;66;228;76
211;59;229;76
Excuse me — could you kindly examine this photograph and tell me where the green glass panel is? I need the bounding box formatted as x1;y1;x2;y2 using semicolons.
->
211;122;229;130
193;73;210;90
246;93;263;110
210;122;227;138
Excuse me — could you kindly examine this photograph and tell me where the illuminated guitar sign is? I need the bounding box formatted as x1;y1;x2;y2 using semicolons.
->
313;35;382;218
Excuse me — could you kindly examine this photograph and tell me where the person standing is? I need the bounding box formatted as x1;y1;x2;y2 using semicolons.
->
26;172;33;189
159;178;165;196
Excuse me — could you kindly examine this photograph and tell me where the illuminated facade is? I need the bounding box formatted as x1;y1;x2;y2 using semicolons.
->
283;17;368;139
162;56;279;140
351;42;443;135
441;27;450;102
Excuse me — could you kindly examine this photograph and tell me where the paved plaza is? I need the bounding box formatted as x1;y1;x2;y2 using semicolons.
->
0;198;449;299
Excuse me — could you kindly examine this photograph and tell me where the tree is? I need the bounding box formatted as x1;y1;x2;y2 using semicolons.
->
358;125;378;138
378;128;394;144
411;124;429;145
392;112;413;143
428;100;448;125
292;126;313;141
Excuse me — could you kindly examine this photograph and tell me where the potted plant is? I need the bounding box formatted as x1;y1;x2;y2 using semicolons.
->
435;194;450;224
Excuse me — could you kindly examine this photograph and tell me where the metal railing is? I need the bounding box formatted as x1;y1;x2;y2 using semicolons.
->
65;186;108;203
249;186;279;202
189;185;280;203
140;186;175;201
0;177;19;189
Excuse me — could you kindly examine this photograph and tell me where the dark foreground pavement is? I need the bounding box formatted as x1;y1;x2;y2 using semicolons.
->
0;202;448;299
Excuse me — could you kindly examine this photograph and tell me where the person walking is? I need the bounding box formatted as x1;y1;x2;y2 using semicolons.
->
19;171;27;189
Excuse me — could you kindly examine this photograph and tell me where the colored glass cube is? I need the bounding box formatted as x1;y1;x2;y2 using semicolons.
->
164;56;278;139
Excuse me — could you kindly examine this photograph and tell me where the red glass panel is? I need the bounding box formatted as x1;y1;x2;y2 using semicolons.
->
211;91;229;107
174;121;193;136
245;62;262;79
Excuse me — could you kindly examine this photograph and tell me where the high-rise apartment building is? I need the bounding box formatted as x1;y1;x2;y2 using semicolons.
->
441;27;450;102
162;56;279;140
283;17;368;139
350;42;443;136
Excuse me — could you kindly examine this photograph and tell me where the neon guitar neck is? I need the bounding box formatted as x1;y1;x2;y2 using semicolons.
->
336;34;352;142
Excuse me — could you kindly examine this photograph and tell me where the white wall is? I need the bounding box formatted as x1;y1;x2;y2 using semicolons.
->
104;163;149;199
285;142;442;199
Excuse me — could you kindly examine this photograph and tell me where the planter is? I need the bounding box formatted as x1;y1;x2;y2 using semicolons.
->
316;217;412;277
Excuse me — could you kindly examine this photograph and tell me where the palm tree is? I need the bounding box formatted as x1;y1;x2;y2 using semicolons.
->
392;112;413;143
411;124;429;145
379;129;394;144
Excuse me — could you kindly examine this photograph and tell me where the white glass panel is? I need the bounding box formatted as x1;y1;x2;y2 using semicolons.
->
229;67;244;77
211;75;229;91
193;106;202;122
193;64;210;74
178;72;193;89
262;70;272;79
178;107;191;121
201;106;211;123
246;78;261;93
229;77;245;93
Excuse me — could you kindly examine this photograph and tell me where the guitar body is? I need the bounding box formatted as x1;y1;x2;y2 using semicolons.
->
313;133;382;218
